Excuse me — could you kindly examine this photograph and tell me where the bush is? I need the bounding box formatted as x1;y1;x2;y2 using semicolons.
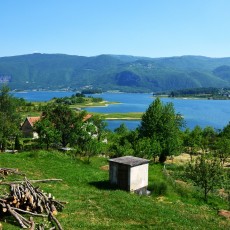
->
150;181;168;196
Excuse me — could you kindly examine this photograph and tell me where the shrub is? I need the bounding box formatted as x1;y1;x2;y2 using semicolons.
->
150;181;168;196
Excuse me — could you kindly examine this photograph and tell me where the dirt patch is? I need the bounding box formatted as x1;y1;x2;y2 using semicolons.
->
100;165;109;171
165;153;192;165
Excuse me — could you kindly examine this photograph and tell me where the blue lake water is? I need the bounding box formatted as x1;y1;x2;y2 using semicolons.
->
12;91;230;131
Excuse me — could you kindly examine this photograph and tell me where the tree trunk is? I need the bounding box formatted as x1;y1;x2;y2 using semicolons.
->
159;154;167;163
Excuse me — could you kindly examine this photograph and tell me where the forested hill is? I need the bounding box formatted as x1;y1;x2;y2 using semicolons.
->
1;53;230;92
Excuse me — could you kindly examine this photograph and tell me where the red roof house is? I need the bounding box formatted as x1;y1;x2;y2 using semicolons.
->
21;116;40;138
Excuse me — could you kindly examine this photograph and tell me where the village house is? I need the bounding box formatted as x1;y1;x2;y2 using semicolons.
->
21;116;40;138
21;114;98;140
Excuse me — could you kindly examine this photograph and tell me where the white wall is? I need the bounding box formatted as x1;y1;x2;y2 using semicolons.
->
130;164;148;191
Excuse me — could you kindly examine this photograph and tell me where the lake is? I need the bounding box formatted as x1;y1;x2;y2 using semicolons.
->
12;91;230;131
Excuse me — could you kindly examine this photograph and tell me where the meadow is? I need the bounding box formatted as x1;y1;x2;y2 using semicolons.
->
0;151;229;229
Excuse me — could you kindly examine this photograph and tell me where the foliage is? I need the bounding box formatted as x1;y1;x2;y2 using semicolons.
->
54;94;103;105
0;86;21;151
139;97;184;163
108;124;135;157
37;103;86;147
34;118;61;150
213;137;230;165
185;155;223;202
167;87;230;99
223;169;230;210
151;181;168;196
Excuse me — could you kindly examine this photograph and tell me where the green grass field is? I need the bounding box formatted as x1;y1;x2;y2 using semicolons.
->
0;151;229;229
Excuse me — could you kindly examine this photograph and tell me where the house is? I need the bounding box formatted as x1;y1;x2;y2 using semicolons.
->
21;116;40;138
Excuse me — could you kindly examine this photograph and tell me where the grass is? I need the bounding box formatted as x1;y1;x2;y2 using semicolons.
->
91;112;143;120
0;151;230;229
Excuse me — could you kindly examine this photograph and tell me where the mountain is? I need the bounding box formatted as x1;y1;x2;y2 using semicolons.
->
1;53;230;92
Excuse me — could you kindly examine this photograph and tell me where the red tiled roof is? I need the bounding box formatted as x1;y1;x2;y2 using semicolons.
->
27;117;40;126
24;113;92;127
83;114;92;122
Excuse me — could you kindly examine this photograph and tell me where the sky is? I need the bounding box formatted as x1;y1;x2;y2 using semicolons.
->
1;0;230;58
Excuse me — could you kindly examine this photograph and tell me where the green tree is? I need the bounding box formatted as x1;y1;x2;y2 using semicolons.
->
0;86;21;151
88;114;107;142
184;126;203;160
185;155;223;202
41;103;86;147
220;122;230;139
109;125;134;157
114;123;129;135
201;126;217;153
214;137;230;165
34;118;61;150
139;97;184;163
223;170;230;210
81;138;104;163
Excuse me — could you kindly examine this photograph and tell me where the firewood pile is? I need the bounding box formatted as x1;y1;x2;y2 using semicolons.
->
0;168;25;178
0;168;65;229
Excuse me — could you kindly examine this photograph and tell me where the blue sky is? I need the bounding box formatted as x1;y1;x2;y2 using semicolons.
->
1;0;230;58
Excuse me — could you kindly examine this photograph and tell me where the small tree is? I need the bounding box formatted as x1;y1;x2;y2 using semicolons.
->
34;118;61;150
139;97;184;163
0;86;21;151
214;137;230;165
223;170;230;210
41;103;86;147
184;126;203;160
134;138;161;162
185;155;223;202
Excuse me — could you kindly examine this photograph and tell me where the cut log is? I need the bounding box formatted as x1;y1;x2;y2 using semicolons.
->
1;175;65;229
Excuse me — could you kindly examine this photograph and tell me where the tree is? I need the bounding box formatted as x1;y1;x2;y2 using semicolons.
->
109;125;134;157
81;138;104;163
134;137;161;162
88;114;107;142
185;155;223;202
223;170;230;210
139;97;184;163
220;122;230;139
34;118;61;150
214;137;230;165
114;123;129;136
0;86;21;151
183;126;203;160
40;103;86;147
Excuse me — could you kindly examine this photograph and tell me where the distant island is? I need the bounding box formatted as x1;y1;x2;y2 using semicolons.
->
0;53;230;92
154;87;230;100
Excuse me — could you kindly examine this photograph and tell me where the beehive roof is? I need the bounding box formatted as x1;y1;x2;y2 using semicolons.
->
108;156;149;167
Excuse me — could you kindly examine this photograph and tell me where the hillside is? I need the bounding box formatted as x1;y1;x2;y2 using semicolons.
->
1;53;230;92
0;151;229;229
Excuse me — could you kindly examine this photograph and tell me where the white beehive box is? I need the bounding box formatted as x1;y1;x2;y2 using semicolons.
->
108;156;149;194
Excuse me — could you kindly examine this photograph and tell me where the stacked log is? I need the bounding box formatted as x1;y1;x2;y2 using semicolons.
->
0;172;65;229
0;168;25;177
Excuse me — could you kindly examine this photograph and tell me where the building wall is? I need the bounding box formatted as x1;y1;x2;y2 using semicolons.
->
109;162;118;185
21;120;33;138
130;164;149;192
109;162;149;192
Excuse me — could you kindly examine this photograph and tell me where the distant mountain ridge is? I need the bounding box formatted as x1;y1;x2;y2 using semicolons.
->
1;53;230;92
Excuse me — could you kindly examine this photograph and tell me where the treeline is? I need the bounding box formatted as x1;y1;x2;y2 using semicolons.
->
53;93;103;105
154;87;230;99
81;89;103;94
